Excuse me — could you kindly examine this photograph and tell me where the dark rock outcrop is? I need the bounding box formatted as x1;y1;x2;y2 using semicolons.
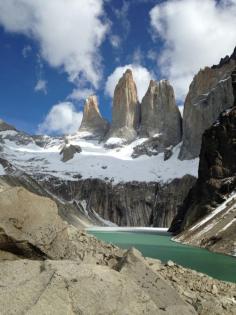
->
212;46;236;69
151;175;196;227
179;49;236;160
79;95;109;138
140;80;182;148
60;144;82;162
106;69;140;142
170;105;236;255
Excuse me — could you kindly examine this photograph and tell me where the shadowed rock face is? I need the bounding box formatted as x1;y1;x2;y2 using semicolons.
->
170;105;236;255
107;69;140;142
38;176;196;228
79;95;109;138
179;50;236;160
140;80;182;147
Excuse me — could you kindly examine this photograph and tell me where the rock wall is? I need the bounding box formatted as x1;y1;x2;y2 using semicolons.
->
179;57;236;160
79;95;109;138
107;69;140;142
140;80;182;147
151;175;196;227
39;176;196;227
170;105;236;255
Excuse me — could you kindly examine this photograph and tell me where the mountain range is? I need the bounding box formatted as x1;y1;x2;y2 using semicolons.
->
0;47;236;255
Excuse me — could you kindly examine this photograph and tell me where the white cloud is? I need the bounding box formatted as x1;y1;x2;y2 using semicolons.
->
34;79;47;94
0;0;108;89
109;35;121;48
147;49;158;62
132;48;144;64
113;1;130;35
105;64;153;101
68;88;94;101
150;0;236;100
38;102;83;135
22;44;32;58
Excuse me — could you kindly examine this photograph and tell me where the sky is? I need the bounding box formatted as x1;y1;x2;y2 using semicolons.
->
0;0;236;135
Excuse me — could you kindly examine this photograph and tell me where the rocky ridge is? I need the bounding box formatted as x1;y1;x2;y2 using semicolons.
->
170;105;236;255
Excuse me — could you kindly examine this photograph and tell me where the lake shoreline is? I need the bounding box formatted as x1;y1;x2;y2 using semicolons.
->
87;227;236;284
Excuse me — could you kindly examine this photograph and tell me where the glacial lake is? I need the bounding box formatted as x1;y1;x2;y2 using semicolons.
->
87;228;236;283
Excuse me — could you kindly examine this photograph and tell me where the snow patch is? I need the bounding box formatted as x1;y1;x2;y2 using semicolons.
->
105;137;126;146
190;192;236;232
0;164;5;176
220;218;236;232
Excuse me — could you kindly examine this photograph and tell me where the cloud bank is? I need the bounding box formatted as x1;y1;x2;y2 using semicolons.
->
0;0;108;89
150;0;236;100
38;102;83;135
105;64;153;101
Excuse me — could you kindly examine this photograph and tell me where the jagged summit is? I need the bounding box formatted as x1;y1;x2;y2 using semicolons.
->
106;69;140;142
212;46;236;69
79;95;109;138
140;79;182;148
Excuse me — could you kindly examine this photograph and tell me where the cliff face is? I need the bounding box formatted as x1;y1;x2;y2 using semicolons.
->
179;56;236;160
140;80;182;148
38;176;195;228
151;175;196;227
79;95;109;138
107;69;140;142
170;105;236;255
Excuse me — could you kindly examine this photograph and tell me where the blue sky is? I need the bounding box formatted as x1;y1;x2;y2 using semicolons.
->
0;0;235;135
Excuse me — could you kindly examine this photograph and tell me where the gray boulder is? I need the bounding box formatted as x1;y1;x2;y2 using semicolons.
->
140;80;182;148
107;69;140;142
0;186;122;262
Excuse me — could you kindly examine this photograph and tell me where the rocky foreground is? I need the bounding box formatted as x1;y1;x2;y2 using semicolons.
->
0;182;235;315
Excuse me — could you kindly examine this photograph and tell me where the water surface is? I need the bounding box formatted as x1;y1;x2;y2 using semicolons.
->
88;229;236;283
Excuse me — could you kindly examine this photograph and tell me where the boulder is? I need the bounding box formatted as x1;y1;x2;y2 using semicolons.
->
0;186;122;262
60;143;82;162
0;259;161;315
140;80;182;148
116;248;197;315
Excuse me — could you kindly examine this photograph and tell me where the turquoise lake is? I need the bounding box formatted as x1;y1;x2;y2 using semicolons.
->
88;230;236;283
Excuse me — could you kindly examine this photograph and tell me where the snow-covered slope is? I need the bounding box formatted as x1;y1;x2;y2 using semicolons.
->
0;130;198;184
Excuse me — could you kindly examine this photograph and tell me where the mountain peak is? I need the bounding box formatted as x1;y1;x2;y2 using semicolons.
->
106;69;140;142
79;95;109;138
